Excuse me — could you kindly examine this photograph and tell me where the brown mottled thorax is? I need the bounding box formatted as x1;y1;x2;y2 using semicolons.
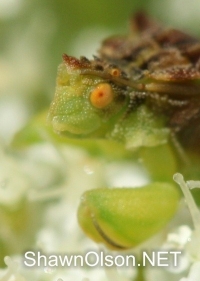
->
59;12;200;156
97;12;200;155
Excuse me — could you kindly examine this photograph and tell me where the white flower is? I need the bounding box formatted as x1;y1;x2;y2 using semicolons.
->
179;261;200;281
0;256;26;281
173;174;200;280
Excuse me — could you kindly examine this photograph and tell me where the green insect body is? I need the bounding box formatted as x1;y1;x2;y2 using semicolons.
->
48;12;200;249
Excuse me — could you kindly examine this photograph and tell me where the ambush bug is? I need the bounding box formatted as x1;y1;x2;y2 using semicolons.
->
48;12;200;250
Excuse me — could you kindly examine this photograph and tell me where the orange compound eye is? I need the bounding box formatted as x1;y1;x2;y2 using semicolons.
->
110;68;121;77
90;83;114;109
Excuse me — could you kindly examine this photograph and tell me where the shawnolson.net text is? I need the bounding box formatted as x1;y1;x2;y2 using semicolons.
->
23;250;182;268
